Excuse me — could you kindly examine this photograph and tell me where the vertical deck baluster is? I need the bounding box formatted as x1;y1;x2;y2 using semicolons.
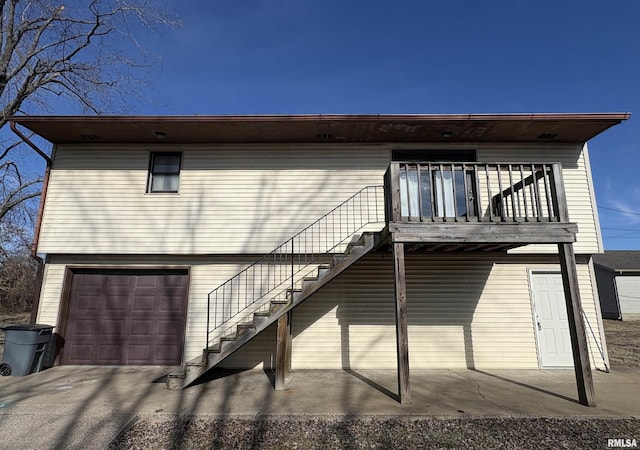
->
542;164;553;220
439;163;446;221
451;163;459;222
519;165;529;221
473;164;481;222
417;164;424;222
428;164;436;221
496;164;506;221
462;164;470;221
549;164;562;220
532;164;542;221
508;164;522;222
402;164;411;220
486;164;494;222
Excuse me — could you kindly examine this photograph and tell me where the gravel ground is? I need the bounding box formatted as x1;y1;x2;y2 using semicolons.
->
109;416;640;450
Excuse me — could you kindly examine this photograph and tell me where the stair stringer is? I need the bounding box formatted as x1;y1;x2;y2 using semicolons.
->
167;232;381;390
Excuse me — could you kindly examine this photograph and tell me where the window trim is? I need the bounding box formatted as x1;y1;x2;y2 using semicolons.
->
147;151;182;193
391;149;477;162
395;150;478;219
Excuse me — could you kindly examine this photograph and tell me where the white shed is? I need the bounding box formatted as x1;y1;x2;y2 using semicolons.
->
594;251;640;321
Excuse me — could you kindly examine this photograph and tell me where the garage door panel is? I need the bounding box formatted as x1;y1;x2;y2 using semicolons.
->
66;344;94;364
71;319;98;336
131;295;155;311
135;276;161;287
76;274;102;287
127;345;153;363
101;319;125;336
62;270;188;366
129;320;154;337
164;275;188;287
161;295;185;311
158;320;183;336
101;291;129;311
97;344;123;364
106;275;132;286
73;295;100;312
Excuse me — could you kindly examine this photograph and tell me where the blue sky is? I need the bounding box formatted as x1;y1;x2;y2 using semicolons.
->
143;0;640;249
18;1;640;249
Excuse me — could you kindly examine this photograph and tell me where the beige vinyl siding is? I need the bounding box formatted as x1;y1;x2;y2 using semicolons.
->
289;253;606;370
38;145;389;255
38;143;599;255
37;254;606;370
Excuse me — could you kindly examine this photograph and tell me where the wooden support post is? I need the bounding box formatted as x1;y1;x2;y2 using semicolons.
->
275;311;292;391
558;243;596;407
393;241;411;404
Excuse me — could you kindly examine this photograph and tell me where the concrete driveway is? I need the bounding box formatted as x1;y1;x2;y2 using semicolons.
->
0;367;638;449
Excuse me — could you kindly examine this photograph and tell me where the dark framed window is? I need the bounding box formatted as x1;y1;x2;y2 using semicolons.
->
147;152;182;193
394;150;478;218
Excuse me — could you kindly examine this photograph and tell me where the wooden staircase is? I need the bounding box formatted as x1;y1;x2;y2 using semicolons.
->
167;232;380;389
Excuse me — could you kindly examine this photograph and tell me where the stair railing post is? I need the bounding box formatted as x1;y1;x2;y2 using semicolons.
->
291;238;295;297
206;293;210;353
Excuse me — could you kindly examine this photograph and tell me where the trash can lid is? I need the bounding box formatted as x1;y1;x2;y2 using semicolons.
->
2;324;54;331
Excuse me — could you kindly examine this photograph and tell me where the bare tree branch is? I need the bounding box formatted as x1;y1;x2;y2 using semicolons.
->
0;0;180;129
0;1;180;311
0;135;23;160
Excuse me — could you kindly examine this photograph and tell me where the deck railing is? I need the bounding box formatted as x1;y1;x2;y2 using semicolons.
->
385;162;565;223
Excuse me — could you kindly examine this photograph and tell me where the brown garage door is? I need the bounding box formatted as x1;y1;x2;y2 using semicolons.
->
62;269;189;365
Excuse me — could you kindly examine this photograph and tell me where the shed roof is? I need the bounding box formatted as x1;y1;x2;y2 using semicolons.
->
593;251;640;271
8;113;630;145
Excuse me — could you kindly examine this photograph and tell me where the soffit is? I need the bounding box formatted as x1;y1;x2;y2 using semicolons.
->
9;113;630;145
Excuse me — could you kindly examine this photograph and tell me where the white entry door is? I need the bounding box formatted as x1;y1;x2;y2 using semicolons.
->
531;273;573;367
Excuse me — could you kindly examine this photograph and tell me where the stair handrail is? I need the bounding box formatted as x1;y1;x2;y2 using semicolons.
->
206;185;385;350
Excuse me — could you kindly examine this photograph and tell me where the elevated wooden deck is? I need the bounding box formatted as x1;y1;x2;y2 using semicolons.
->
383;161;593;407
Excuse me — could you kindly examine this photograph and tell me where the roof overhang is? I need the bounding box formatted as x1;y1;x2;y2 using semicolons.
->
8;113;630;145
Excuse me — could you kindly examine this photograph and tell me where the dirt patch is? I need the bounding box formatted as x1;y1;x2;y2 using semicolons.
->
603;319;640;370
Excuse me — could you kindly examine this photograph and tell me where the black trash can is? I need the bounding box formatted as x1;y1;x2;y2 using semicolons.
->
0;324;54;376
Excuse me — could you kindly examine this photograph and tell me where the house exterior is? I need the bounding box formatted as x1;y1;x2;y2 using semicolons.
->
594;250;640;321
9;113;629;406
